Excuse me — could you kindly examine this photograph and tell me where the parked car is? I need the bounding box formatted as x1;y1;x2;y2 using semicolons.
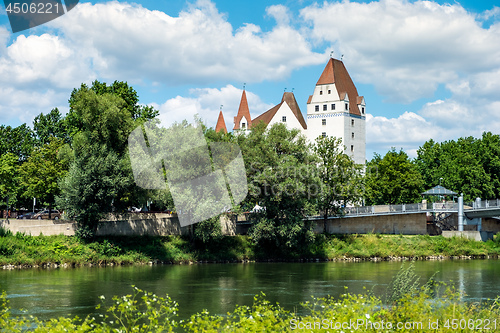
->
16;212;36;220
33;210;61;220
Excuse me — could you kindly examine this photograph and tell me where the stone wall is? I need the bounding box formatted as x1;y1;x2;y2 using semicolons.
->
312;213;428;235
1;212;429;237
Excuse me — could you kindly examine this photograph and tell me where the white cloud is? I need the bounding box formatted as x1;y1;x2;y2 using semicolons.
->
266;5;291;26
0;34;94;89
48;0;324;84
301;0;500;103
155;84;273;129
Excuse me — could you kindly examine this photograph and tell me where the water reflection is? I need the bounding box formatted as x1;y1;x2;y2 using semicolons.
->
1;260;500;321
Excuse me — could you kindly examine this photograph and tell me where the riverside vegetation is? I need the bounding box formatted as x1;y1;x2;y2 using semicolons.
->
1;264;500;332
2;227;500;267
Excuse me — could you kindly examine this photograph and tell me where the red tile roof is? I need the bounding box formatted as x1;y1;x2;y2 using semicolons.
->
215;110;227;133
233;90;252;130
252;92;307;130
315;58;362;116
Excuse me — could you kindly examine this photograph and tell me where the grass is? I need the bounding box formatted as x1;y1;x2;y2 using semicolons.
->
1;227;500;267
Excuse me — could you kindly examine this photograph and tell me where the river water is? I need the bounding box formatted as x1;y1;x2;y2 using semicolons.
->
1;259;499;322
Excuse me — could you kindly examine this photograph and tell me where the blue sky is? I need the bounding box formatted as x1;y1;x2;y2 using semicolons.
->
1;0;500;159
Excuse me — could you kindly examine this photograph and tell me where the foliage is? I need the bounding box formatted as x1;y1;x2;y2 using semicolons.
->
239;123;319;251
57;143;132;238
365;148;424;205
194;215;223;245
33;108;70;145
19;137;68;212
0;123;35;161
385;262;438;304
2;281;500;332
0;153;19;208
313;135;364;232
416;133;500;201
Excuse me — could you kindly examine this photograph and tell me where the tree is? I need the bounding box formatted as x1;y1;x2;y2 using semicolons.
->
312;136;364;233
365;149;424;205
33;108;69;145
65;81;158;138
238;122;319;252
19;137;68;218
57;142;132;237
57;88;140;237
416;135;495;201
0;153;19;212
0;124;35;161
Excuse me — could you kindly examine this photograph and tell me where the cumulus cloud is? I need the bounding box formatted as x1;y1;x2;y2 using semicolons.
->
301;0;500;103
154;84;273;129
48;0;324;84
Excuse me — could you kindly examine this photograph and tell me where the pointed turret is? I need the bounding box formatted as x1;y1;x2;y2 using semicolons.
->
215;111;227;133
314;58;362;116
233;90;252;131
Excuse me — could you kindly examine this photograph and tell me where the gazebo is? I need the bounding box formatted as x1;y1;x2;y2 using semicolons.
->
421;185;457;197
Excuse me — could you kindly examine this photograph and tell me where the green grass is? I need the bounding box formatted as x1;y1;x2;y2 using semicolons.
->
1;228;500;267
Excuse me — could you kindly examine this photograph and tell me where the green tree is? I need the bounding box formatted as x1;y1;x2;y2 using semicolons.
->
238;122;319;252
416;136;495;201
19;137;68;218
312;136;364;233
365;148;424;205
0;124;35;161
65;81;158;138
0;153;19;212
57;88;140;237
33;108;69;145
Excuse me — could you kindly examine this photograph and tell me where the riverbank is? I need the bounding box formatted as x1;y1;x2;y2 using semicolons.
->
2;229;500;269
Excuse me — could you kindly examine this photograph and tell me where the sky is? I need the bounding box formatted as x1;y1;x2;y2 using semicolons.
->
0;0;500;159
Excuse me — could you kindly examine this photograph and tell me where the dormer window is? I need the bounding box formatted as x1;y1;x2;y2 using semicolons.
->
242;123;246;129
345;103;349;110
362;107;365;114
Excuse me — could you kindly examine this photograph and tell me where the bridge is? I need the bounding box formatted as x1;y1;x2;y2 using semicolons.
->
335;199;500;219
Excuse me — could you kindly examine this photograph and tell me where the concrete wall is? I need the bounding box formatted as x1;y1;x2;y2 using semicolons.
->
0;218;76;236
313;213;428;235
1;212;428;237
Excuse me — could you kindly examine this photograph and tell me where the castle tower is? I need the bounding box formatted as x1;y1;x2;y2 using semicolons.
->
233;90;252;133
252;92;307;133
215;110;227;133
306;58;366;164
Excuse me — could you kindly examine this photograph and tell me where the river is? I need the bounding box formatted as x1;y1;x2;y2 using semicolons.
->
1;259;499;322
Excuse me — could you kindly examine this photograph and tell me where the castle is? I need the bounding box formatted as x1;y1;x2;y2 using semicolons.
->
215;58;366;165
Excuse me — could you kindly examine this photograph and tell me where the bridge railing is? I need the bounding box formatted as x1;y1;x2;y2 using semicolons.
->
343;203;428;217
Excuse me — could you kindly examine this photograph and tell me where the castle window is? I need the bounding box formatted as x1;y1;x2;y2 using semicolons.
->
352;132;355;139
242;123;246;129
351;145;354;152
362;107;365;114
351;119;354;126
322;119;326;126
323;104;327;111
322;132;327;138
345;103;349;110
315;105;319;112
328;90;331;94
319;91;323;95
282;116;286;122
331;104;335;110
